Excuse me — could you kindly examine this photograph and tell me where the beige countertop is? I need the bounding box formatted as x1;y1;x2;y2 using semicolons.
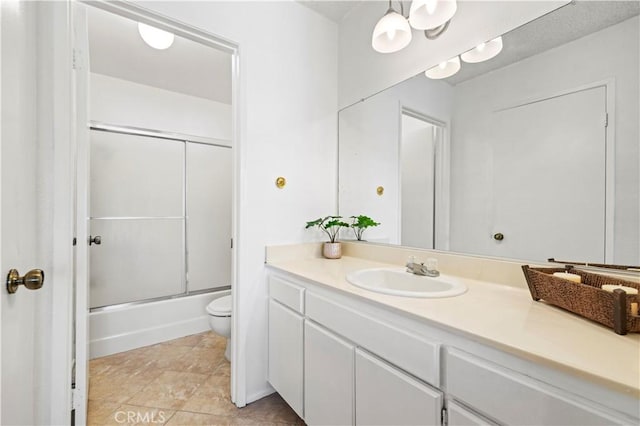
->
267;254;640;399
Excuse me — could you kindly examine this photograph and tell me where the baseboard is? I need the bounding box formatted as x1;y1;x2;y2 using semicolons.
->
245;384;275;405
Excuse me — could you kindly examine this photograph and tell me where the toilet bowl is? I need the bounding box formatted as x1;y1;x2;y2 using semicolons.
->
206;294;232;361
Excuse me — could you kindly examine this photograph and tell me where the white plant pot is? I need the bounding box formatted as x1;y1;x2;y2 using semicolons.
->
323;242;342;259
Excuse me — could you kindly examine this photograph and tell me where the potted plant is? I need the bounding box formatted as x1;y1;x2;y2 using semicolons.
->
350;215;380;241
305;216;349;259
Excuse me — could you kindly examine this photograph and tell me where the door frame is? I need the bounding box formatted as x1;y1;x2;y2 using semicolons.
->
495;78;615;262
397;105;451;251
69;1;242;424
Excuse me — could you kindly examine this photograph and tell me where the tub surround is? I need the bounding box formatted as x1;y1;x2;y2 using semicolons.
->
265;242;640;402
89;291;228;358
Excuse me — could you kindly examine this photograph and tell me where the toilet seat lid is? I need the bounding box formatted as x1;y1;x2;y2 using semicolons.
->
206;295;232;316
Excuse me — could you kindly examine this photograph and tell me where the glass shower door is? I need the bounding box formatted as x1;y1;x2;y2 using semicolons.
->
89;130;185;308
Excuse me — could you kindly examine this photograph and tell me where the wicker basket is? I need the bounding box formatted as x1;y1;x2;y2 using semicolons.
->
521;266;640;335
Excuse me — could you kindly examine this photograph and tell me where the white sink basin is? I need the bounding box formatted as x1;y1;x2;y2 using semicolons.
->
346;267;467;298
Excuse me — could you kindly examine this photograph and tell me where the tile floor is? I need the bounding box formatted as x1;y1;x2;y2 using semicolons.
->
88;332;304;425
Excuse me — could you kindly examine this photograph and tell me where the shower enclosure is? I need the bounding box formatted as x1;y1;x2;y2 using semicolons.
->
89;123;231;310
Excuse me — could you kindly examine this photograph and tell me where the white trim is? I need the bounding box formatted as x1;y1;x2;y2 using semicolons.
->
71;0;244;420
48;2;75;423
495;79;615;263
230;30;243;408
72;3;90;425
0;1;3;420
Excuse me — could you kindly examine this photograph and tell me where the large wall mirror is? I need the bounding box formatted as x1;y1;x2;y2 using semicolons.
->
339;1;639;265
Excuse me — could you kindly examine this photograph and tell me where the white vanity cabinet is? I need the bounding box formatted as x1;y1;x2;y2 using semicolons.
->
266;270;638;426
267;276;305;418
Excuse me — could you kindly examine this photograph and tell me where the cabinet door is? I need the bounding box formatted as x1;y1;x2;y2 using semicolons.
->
305;320;354;426
268;300;304;418
355;348;442;426
448;400;496;426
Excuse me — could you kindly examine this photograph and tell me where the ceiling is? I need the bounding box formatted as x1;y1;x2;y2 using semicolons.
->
296;0;364;23
448;1;640;84
87;1;639;102
88;6;232;104
297;0;639;86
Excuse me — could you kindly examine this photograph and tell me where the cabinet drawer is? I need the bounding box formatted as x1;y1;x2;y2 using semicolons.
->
447;400;496;426
445;348;626;426
269;275;304;314
306;291;440;386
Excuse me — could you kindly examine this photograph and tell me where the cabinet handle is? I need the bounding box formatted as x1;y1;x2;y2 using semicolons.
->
493;233;504;241
89;235;102;245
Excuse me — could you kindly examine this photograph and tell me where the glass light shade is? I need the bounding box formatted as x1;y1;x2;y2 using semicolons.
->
372;10;413;53
461;36;503;63
409;0;457;30
138;23;175;50
425;56;460;79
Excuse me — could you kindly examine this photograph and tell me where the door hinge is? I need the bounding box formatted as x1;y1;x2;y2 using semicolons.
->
441;407;448;426
604;113;609;128
71;388;84;410
72;49;77;70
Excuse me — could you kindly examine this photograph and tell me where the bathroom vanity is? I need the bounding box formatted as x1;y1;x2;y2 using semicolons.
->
265;243;640;426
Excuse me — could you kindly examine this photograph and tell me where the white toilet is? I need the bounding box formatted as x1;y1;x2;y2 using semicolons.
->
206;294;232;361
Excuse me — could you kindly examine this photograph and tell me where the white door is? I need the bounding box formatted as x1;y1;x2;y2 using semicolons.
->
400;113;440;249
489;86;607;262
1;1;43;423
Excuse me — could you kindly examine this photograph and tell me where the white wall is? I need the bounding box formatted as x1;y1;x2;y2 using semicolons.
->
450;16;640;264
132;1;338;405
90;73;232;141
338;1;568;109
339;75;454;245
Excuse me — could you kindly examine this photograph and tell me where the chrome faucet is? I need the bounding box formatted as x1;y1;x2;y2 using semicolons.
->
406;257;440;277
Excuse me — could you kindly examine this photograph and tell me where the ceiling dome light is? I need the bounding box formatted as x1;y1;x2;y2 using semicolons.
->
409;0;457;30
372;8;413;53
425;56;460;79
461;36;503;63
138;22;174;50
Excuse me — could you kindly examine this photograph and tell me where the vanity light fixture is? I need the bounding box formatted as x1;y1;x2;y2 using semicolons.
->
138;22;174;50
372;0;457;54
461;36;503;63
409;0;457;31
424;56;460;79
371;3;413;53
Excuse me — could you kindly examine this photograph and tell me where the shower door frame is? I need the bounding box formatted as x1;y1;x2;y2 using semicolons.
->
71;1;242;425
88;122;232;311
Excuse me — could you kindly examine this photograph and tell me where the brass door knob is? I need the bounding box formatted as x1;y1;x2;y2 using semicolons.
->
6;269;45;294
493;232;505;241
